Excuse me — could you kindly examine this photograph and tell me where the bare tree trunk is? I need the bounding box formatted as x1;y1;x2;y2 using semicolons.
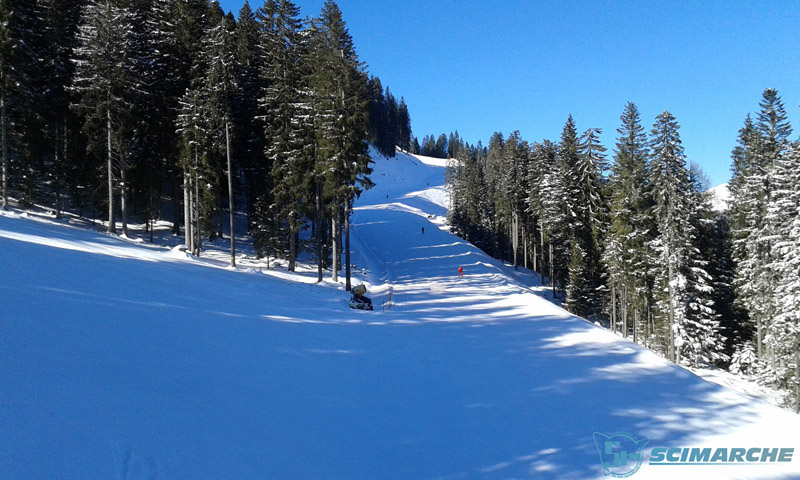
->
54;125;62;219
540;226;546;286
184;168;192;251
345;199;352;291
107;109;116;233
1;89;7;211
611;284;617;334
316;180;323;282
795;346;799;414
331;211;339;282
757;317;763;358
172;171;182;235
668;263;676;363
194;146;201;256
512;210;518;266
622;284;629;339
120;157;128;237
289;222;296;272
549;243;554;295
226;121;235;268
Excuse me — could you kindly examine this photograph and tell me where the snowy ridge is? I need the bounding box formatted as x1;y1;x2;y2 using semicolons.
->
2;149;799;479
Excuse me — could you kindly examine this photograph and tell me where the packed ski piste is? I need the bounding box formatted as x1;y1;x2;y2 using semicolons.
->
2;148;799;479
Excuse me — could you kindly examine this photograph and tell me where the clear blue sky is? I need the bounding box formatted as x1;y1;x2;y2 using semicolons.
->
218;0;800;187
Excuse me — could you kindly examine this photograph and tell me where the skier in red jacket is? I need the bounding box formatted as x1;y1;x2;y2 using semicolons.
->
458;265;463;278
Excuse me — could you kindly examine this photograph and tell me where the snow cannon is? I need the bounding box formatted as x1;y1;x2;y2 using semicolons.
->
349;284;373;311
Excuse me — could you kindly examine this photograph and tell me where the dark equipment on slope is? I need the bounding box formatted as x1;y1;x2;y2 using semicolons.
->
349;284;373;311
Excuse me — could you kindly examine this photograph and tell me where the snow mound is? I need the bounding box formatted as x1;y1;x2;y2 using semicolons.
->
708;183;731;212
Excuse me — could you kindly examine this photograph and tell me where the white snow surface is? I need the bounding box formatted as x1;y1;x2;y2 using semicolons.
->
709;183;731;212
1;149;799;479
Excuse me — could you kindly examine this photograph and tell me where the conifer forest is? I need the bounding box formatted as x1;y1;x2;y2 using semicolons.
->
1;0;798;410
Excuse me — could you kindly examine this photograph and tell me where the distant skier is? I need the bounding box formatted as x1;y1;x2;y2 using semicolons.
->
458;265;463;278
421;227;425;234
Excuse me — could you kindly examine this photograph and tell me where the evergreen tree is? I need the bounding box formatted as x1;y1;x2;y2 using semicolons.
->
730;89;793;362
73;0;139;234
258;0;313;271
0;0;46;210
768;142;800;409
232;0;265;227
648;111;691;361
560;116;606;318
604;102;653;339
310;0;372;286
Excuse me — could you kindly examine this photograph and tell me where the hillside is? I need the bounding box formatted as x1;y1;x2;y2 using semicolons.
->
1;150;798;479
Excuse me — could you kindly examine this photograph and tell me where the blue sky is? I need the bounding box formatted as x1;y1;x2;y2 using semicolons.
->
218;0;800;187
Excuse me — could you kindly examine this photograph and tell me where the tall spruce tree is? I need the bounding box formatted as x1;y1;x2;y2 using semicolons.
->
560;116;606;318
648;110;692;362
768;142;800;409
310;0;372;287
604;102;653;339
730;89;793;362
258;0;312;271
72;0;138;234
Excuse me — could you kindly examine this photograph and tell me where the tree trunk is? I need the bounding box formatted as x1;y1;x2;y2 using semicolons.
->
331;212;339;282
795;345;799;414
540;226;546;286
345;200;352;291
668;263;676;363
226;121;235;268
120;157;128;237
107;109;116;233
172;170;182;235
194;146;201;256
549;242;554;295
54;125;62;219
316;180;323;282
1;89;7;211
512;210;518;266
289;222;297;272
622;284;629;339
184;168;192;251
611;284;617;334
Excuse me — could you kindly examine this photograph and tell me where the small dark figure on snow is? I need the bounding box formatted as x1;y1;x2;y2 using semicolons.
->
421;227;425;234
349;284;373;311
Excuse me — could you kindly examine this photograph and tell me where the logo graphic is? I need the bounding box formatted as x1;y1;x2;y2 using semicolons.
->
593;431;649;478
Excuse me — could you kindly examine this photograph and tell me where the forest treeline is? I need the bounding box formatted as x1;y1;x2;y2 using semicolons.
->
0;0;410;287
445;92;799;410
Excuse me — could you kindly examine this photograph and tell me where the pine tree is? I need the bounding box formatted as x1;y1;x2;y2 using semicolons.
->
604;102;654;339
535;140;570;292
72;0;138;234
766;141;800;406
258;0;312;271
232;0;265;227
648;110;692;362
730;89;793;362
560;116;606;318
0;0;47;210
310;0;372;287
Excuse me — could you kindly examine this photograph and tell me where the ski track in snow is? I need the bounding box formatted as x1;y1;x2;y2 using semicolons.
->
1;148;799;479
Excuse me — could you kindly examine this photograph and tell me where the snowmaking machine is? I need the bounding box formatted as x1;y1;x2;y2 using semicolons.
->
349;284;373;311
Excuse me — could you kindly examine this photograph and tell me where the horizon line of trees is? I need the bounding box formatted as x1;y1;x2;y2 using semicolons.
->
446;90;799;411
0;0;411;289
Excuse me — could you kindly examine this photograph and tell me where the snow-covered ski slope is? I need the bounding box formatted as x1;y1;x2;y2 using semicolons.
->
1;149;799;479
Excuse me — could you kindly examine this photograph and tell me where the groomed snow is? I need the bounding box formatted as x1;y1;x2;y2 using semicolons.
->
1;149;798;479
